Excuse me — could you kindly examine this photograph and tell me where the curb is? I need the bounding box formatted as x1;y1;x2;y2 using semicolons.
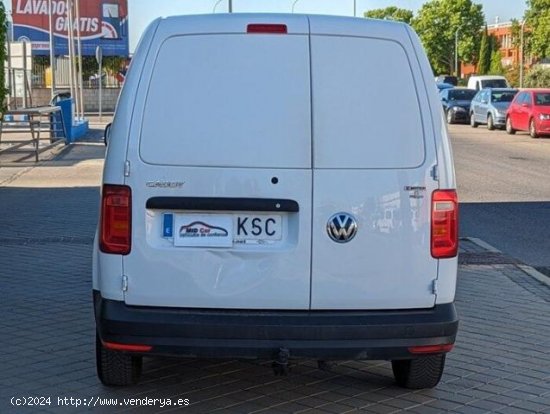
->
465;237;550;288
0;141;67;186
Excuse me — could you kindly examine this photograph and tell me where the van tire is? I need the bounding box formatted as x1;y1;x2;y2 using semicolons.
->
470;113;478;128
391;354;446;389
529;119;539;138
506;117;516;135
96;334;143;386
446;110;454;124
487;114;495;131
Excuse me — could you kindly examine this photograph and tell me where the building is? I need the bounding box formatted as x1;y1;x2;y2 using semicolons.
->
461;20;524;78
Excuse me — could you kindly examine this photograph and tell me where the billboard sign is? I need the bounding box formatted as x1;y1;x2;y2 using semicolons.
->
11;0;129;57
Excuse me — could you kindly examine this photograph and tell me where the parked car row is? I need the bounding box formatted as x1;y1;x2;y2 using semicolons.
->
438;82;550;138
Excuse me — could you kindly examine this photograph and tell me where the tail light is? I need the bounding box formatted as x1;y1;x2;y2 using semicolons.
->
409;344;454;354
99;184;131;255
102;340;152;352
247;24;288;34
431;190;458;258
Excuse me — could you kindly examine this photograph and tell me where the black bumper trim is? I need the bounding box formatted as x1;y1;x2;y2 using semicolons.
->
94;291;458;360
146;197;299;212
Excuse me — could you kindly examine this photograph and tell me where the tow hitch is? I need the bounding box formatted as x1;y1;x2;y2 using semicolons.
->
272;347;290;376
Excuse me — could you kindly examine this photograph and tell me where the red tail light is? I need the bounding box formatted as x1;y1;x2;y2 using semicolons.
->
247;24;288;34
102;340;152;352
99;184;131;255
409;344;454;354
431;190;458;258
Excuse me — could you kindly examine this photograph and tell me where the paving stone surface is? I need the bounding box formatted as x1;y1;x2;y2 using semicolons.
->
1;143;549;413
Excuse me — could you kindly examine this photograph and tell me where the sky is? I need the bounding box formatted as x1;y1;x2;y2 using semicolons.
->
128;0;527;52
3;0;528;52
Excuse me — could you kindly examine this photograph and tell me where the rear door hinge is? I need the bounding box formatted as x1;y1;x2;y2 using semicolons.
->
122;275;128;292
124;160;131;177
431;279;438;295
430;165;439;182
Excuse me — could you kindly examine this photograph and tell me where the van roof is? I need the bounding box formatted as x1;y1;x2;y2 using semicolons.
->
156;13;410;38
470;75;507;80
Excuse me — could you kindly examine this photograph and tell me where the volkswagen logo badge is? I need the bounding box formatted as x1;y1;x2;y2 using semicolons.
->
327;213;358;243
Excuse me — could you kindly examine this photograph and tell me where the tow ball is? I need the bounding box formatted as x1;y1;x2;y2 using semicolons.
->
272;347;290;376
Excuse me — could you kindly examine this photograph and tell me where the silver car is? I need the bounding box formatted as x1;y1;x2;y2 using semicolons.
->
470;88;518;130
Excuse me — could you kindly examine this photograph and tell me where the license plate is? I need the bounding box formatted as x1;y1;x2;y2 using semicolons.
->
173;213;282;247
234;214;282;244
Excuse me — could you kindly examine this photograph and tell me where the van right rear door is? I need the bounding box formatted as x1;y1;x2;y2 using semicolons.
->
309;20;439;310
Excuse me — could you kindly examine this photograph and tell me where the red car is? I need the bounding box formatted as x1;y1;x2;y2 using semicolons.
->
506;89;550;138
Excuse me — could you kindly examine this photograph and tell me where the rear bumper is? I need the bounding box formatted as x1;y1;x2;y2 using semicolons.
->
94;291;458;360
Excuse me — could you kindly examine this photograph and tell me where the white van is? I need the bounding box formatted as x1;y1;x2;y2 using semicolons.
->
93;14;459;389
467;75;510;91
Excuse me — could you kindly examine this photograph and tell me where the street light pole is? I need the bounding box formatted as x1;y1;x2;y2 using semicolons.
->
213;0;223;12
520;19;527;88
354;0;356;17
228;0;232;13
455;28;460;77
291;0;299;13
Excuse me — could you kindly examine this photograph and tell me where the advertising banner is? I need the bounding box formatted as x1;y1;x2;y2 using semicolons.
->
11;0;129;57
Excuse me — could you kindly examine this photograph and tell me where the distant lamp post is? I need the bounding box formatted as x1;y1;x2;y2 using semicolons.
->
354;0;357;17
520;19;527;88
291;0;300;13
213;0;223;13
455;28;460;77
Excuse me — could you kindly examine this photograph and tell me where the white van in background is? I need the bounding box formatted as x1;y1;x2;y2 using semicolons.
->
93;14;459;389
467;75;510;90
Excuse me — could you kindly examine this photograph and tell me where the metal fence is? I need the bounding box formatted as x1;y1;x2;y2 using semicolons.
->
32;57;122;88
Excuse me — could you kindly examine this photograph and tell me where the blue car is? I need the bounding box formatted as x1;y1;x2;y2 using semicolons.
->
436;82;454;91
470;88;518;130
440;88;477;124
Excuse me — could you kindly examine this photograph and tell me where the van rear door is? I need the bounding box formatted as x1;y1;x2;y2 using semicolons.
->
123;17;313;309
309;20;439;309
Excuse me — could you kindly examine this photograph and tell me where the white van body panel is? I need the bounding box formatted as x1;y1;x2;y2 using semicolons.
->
93;18;161;301
97;14;458;311
122;15;313;309
308;18;441;309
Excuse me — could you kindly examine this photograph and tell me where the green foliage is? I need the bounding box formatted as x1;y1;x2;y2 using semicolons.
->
489;50;504;75
364;7;414;24
524;66;550;87
478;27;491;75
0;2;8;112
505;63;520;87
103;56;125;76
412;0;485;75
524;0;550;59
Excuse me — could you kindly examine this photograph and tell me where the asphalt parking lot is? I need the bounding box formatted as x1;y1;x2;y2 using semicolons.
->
1;129;550;413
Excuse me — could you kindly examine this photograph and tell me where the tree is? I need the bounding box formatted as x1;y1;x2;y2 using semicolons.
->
0;2;8;112
524;0;550;59
478;26;491;74
489;50;504;75
364;7;414;24
412;0;485;75
524;66;550;87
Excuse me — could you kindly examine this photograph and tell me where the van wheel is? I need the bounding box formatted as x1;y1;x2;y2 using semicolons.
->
446;110;454;124
96;334;142;386
470;113;478;128
487;114;495;131
506;117;516;135
529;119;539;138
392;354;446;389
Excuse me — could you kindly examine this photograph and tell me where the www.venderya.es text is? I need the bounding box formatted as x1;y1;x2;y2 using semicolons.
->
10;396;190;408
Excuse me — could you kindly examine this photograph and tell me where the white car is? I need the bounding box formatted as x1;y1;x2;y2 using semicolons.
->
93;14;459;389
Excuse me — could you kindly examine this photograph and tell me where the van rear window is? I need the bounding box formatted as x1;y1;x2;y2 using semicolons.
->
311;36;425;169
139;35;311;168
